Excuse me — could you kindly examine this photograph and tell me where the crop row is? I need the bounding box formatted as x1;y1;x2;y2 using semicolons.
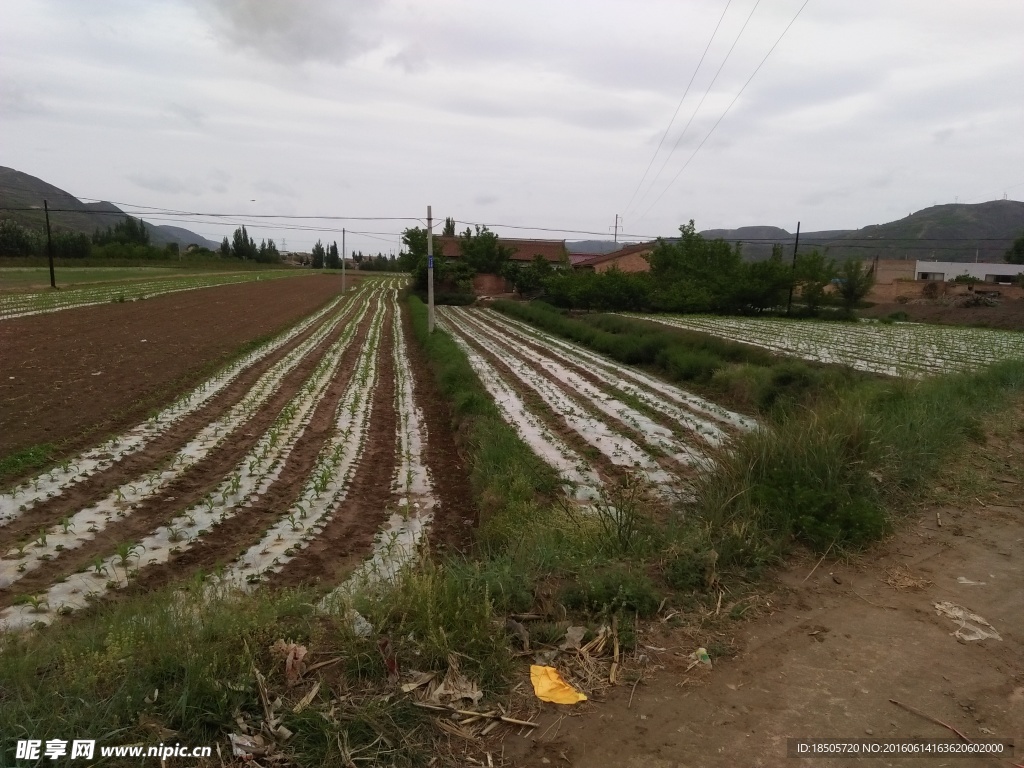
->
0;270;306;320
1;278;434;630
0;289;355;524
634;314;1024;377
438;306;753;500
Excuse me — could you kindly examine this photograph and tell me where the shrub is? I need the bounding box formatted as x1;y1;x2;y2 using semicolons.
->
559;566;660;617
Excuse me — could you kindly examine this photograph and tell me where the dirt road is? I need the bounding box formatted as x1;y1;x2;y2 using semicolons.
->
505;408;1024;767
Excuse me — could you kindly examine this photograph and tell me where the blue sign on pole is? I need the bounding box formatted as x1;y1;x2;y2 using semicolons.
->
428;256;434;269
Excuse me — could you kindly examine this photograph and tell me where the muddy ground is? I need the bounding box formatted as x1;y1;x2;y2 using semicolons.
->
501;406;1024;768
0;273;354;466
862;297;1024;331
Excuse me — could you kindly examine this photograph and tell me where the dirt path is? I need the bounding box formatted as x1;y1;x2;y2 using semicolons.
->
503;410;1024;768
0;273;351;464
401;302;477;554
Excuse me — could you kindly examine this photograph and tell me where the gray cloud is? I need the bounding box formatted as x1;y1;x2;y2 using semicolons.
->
128;173;190;195
201;0;380;64
165;102;206;128
0;83;49;118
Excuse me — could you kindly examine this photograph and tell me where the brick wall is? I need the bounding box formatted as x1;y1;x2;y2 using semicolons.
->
593;251;651;273
472;273;513;295
874;259;916;284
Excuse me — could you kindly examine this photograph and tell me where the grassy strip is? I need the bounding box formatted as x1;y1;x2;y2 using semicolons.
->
491;299;865;414
407;296;559;542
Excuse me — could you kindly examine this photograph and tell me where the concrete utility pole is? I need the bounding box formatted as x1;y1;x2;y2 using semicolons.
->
342;228;346;293
785;221;801;316
43;200;55;288
613;214;622;243
427;205;435;333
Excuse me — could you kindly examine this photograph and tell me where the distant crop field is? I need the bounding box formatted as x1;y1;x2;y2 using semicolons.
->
0;269;307;319
632;314;1024;377
0;266;188;291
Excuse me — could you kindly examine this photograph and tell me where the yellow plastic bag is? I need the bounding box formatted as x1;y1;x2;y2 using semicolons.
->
530;665;587;704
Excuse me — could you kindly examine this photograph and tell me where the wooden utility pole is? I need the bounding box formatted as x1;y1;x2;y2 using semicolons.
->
427;205;435;333
342;228;346;293
43;200;55;288
785;221;801;315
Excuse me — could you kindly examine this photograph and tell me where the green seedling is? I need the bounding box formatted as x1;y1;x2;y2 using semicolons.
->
59;517;74;535
112;542;144;572
14;594;48;613
35;528;47;548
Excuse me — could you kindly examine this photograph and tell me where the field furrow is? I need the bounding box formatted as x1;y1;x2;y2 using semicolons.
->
0;277;447;630
0;284;383;621
441;319;602;500
483;309;755;440
0;290;357;526
440;307;679;493
453;308;699;482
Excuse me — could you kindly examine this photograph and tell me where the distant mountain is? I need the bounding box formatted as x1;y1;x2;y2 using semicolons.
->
566;240;635;255
699;201;1024;263
0;167;220;249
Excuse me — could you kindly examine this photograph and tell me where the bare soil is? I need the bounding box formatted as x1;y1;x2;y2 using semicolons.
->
0;273;349;467
401;304;477;554
0;295;363;607
862;297;1024;330
501;409;1024;768
274;297;400;588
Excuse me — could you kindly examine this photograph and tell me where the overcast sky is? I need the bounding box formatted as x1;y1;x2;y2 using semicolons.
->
2;0;1023;253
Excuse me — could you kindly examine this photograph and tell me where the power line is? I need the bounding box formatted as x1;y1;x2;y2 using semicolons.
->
636;0;812;223
451;219;661;240
622;0;733;217
627;0;765;220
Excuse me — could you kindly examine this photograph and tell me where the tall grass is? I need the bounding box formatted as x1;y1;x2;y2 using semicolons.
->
408;296;559;542
694;359;1024;564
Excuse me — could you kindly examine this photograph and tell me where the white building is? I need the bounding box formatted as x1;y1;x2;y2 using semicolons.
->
915;260;1024;284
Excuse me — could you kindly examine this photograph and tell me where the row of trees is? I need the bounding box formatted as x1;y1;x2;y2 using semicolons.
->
219;226;281;263
544;222;875;315
0;216;167;260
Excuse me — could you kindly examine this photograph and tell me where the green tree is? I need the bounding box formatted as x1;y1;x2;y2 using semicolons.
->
326;241;340;269
311;240;326;269
459;225;512;274
52;231;92;259
220;237;230;257
442;217;456;237
256;238;280;263
794;249;836;315
93;216;150;246
836;258;875;312
230;226;258;260
0;219;41;257
503;254;553;296
1006;232;1024;264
